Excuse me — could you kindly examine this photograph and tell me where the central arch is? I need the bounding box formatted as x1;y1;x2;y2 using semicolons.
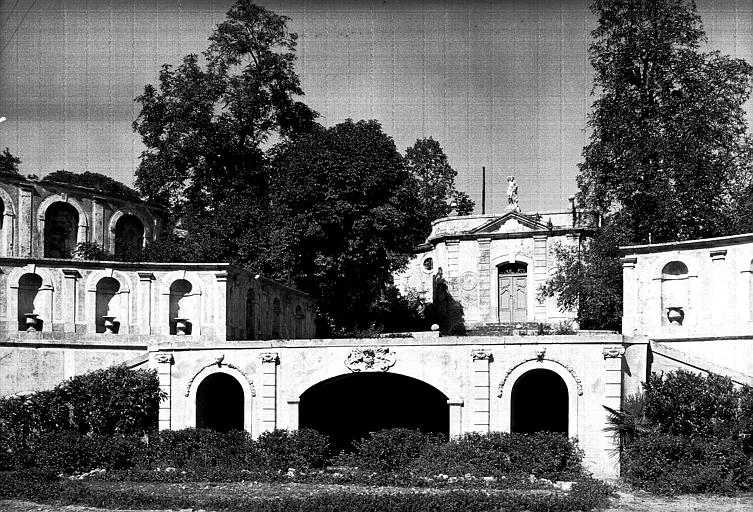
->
511;369;568;434
299;373;449;453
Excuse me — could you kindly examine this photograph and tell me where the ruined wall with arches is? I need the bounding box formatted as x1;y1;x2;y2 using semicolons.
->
0;175;163;259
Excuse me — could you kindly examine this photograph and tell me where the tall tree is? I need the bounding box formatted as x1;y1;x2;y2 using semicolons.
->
544;0;753;328
132;0;316;266
266;120;425;333
579;0;753;243
404;137;474;237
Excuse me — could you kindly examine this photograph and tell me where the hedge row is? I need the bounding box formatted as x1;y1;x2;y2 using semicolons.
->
1;428;584;484
0;471;613;512
622;435;753;494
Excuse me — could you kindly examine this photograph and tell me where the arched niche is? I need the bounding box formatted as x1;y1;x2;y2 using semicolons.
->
498;359;580;437
85;269;132;334
6;265;55;332
294;304;304;338
159;271;204;336
184;364;255;433
108;209;154;255
0;186;16;257
37;195;89;258
660;261;689;326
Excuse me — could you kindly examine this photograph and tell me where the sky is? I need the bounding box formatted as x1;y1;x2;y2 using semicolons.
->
0;0;751;213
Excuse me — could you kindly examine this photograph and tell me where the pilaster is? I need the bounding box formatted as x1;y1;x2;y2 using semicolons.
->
91;198;105;247
448;399;464;438
260;352;279;433
215;272;228;340
18;184;33;257
137;272;155;335
477;238;491;321
61;269;81;332
155;352;174;431
532;235;547;321
446;240;460;278
620;257;637;335
709;249;727;329
471;349;493;432
602;345;624;471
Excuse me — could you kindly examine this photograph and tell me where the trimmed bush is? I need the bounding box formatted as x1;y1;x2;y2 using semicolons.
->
413;431;583;481
623;434;753;493
27;432;146;473
344;428;445;472
255;428;331;471
644;370;739;438
146;428;255;470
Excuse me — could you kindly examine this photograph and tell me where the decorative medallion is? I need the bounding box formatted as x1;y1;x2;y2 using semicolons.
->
602;346;625;359
459;271;479;292
472;349;493;361
155;353;174;364
345;347;396;372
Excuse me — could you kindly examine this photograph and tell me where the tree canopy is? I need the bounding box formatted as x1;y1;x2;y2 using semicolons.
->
266;120;426;333
0;148;21;176
579;0;753;243
404;137;474;237
544;0;753;329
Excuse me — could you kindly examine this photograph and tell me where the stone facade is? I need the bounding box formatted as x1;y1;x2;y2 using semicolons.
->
0;259;316;340
395;206;596;327
0;175;165;258
621;233;753;396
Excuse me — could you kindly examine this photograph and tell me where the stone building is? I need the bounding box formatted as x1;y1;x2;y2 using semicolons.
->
395;199;596;329
621;233;753;394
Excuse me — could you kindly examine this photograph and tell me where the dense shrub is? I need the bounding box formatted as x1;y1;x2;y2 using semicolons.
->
255;428;331;471
146;428;254;470
413;431;583;481
27;432;146;473
644;370;740;438
344;428;445;472
0;365;163;470
623;434;753;494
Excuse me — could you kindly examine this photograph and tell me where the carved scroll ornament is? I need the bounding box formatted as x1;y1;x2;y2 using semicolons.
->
345;347;396;372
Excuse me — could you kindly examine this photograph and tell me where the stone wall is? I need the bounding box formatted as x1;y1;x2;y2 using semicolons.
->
154;332;623;478
0;259;316;341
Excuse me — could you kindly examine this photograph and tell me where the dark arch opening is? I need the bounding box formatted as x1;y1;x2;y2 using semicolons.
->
299;373;449;454
511;369;568;435
17;273;42;331
196;373;244;432
114;214;144;257
44;202;79;258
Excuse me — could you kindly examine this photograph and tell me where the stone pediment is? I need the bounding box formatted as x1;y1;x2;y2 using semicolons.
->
469;211;548;234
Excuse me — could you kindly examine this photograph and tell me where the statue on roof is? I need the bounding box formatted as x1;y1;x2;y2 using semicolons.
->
506;176;519;211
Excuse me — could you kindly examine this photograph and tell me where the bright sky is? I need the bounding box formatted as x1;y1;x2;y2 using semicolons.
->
0;0;751;212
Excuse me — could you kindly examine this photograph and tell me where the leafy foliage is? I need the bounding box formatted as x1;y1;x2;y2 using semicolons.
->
579;0;753;243
404;137;474;237
622;435;753;494
644;370;740;438
603;393;651;452
539;220;628;330
0;365;164;470
545;0;753;327
0;147;21;175
265;120;426;333
42;171;141;199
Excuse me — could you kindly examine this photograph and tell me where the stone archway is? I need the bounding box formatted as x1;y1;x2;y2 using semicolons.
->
299;372;449;453
196;373;244;432
510;368;568;434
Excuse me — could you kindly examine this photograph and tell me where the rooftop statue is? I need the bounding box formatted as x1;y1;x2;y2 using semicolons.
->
506;176;519;211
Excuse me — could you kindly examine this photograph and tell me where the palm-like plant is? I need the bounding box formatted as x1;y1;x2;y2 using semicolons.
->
604;393;652;453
